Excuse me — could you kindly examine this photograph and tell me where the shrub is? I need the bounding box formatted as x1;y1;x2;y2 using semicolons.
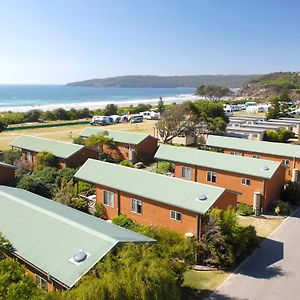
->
156;161;175;174
272;200;291;216
36;151;57;169
112;214;135;230
2;149;21;165
69;197;89;213
73;136;85;145
237;203;254;216
201;207;259;268
94;203;107;219
120;160;134;168
17;174;55;198
280;181;300;205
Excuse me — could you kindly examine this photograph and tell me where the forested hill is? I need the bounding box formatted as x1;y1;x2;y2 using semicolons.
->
237;72;300;99
66;75;255;88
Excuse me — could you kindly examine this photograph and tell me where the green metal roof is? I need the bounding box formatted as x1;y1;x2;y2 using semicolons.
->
10;135;84;159
155;144;280;179
75;159;226;215
0;162;16;169
79;128;154;145
0;185;154;288
207;135;300;159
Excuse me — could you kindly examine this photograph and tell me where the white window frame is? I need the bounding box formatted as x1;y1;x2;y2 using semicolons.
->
170;210;182;222
102;190;114;207
25;151;31;161
35;274;48;292
131;198;142;214
241;178;251;186
282;159;290;166
230;152;241;156
181;166;192;180
207;171;217;183
252;154;261;159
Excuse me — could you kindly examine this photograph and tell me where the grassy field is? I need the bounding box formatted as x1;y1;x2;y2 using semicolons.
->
0;120;157;151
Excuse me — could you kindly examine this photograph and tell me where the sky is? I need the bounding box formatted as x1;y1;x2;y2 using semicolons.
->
0;0;299;84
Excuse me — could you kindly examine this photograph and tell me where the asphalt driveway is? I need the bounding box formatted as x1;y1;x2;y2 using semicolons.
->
209;208;300;300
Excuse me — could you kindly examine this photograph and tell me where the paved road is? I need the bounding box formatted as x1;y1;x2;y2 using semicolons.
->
210;208;300;300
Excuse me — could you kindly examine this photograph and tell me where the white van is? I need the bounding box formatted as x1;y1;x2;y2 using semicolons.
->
90;116;112;125
224;108;233;117
140;111;160;120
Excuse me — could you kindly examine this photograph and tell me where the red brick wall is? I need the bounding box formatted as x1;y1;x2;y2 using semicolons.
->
0;166;15;185
96;184;236;237
174;164;265;207
96;185;198;236
136;137;158;162
264;165;286;208
65;148;99;168
223;149;299;182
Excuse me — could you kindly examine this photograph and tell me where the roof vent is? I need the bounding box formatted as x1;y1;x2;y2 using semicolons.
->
196;194;207;201
261;166;269;171
73;250;87;263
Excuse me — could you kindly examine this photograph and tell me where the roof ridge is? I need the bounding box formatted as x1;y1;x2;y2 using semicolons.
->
0;188;118;244
16;135;83;147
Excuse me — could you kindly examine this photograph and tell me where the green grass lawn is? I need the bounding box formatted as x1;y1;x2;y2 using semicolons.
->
182;270;229;299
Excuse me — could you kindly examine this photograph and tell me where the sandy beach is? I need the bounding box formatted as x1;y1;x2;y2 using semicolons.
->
0;94;201;113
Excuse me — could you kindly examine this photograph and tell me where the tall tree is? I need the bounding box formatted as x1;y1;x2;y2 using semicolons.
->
196;85;230;102
104;104;118;116
156;102;197;143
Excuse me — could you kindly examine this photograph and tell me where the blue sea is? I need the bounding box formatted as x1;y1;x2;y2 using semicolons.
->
0;85;196;111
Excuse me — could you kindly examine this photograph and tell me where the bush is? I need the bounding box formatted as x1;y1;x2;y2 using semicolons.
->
36;151;57;169
272;200;291;216
69;197;89;213
237;203;254;216
94;203;107;219
73;136;85;145
112;214;135;230
156;161;175;174
119;160;134;168
17;174;55;198
280;181;300;205
201;207;259;268
264;128;294;143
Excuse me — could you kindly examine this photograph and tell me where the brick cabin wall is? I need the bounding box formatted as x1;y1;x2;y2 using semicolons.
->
135;137;158;163
174;163;282;209
95;184;236;238
102;136;158;163
264;165;286;208
20;147;98;169
0;166;15;185
7;253;66;292
64;148;99;168
175;164;265;206
223;149;299;182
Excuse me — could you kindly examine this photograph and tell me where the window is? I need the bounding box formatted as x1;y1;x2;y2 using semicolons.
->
181;166;192;179
25;151;31;161
170;210;182;222
207;171;217;183
241;178;251;186
35;274;48;292
131;198;142;214
282;159;290;166
103;190;114;207
125;144;130;150
230;152;241;156
253;155;261;159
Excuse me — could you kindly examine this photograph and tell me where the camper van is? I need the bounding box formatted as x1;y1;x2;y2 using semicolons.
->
140;110;160;120
90;116;112;126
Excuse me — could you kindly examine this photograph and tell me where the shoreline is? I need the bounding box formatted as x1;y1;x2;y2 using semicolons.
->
0;94;202;113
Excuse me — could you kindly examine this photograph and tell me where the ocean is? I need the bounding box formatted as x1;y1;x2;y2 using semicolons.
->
0;85;197;112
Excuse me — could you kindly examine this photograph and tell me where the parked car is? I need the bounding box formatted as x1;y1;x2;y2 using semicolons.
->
90;116;112;126
224;108;233;117
109;115;122;123
131;115;143;123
